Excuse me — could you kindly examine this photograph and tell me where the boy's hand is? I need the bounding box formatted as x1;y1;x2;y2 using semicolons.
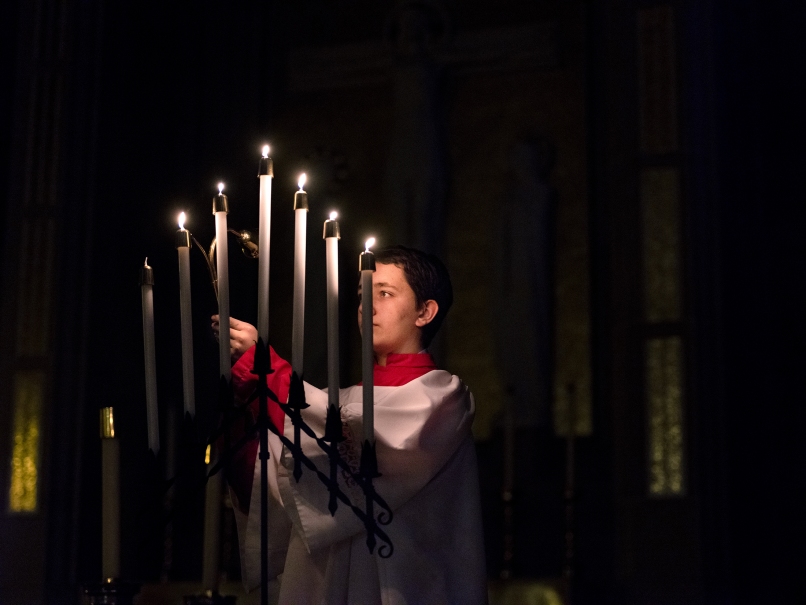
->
211;315;258;363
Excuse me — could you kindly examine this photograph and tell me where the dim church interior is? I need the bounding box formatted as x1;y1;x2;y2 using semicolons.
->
0;0;804;604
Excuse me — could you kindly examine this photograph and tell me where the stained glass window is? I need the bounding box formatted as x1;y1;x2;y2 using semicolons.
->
8;370;44;513
646;337;685;496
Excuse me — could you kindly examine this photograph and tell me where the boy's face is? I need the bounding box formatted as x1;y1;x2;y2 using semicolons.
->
358;262;426;357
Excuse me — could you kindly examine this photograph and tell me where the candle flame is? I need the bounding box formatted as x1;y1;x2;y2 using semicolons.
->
205;444;211;465
329;211;338;221
178;212;186;230
298;173;307;190
365;237;375;252
262;144;270;157
144;257;148;266
218;182;224;194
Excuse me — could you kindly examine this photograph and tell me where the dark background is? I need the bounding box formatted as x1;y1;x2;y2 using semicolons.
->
1;1;805;603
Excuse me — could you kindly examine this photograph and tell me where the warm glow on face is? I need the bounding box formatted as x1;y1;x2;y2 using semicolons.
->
178;212;186;230
329;211;338;221
298;173;307;190
218;182;224;194
262;145;270;157
365;237;375;252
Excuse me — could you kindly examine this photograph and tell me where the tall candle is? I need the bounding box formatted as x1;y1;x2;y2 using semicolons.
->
213;183;231;383
204;185;229;595
359;238;376;444
140;259;160;453
323;212;340;408
100;407;120;580
176;213;195;418
292;174;308;376
257;145;273;345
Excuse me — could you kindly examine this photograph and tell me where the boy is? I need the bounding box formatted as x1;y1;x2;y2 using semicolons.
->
214;245;486;604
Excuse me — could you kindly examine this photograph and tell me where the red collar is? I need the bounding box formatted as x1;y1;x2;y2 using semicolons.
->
362;352;438;386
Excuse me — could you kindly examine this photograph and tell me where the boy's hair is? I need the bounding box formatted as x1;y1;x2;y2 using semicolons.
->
374;245;453;348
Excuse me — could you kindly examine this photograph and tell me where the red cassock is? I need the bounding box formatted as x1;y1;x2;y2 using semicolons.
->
228;346;487;605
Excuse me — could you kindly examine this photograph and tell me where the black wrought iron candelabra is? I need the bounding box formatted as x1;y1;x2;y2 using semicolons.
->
248;336;394;552
200;338;394;604
177;226;393;603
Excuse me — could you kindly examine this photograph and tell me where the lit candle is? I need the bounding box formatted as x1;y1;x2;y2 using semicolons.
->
213;183;231;383
323;211;340;409
359;238;376;445
257;145;273;344
176;212;195;419
292;174;308;376
204;185;229;594
100;407;120;580
140;258;159;453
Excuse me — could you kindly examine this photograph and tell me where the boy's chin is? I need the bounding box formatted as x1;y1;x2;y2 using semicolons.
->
373;342;398;357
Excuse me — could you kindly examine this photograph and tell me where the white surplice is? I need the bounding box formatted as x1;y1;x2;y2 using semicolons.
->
233;369;487;605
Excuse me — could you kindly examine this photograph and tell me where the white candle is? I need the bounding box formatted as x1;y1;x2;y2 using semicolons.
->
214;183;231;383
176;212;195;419
140;258;160;453
360;238;376;444
100;407;120;580
292;174;308;376
323;212;340;408
203;184;229;594
257;145;273;345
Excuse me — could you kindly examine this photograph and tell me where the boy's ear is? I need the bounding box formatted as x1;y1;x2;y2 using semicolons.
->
415;300;439;327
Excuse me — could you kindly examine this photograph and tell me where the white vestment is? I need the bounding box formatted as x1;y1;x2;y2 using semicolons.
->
233;369;487;605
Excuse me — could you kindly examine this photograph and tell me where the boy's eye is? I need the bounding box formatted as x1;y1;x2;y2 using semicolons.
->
380;291;391;297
